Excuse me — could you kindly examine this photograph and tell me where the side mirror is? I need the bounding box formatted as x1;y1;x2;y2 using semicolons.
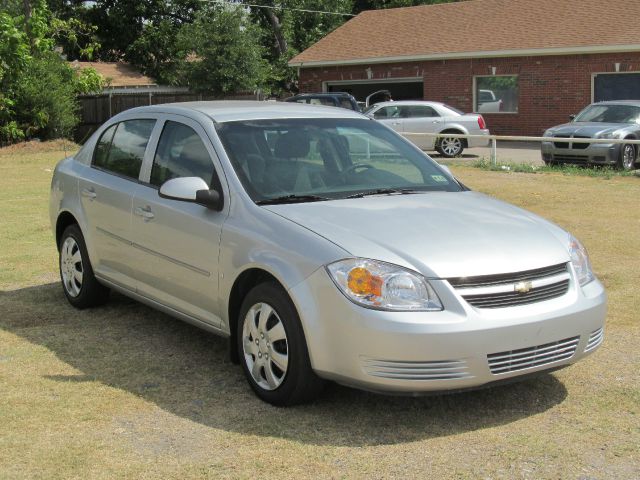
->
159;177;223;211
569;114;576;121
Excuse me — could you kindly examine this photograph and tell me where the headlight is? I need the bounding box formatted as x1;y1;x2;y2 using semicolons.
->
326;258;443;311
598;131;619;139
568;234;594;286
543;129;553;137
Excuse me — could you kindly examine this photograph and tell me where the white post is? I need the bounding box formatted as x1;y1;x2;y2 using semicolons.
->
491;137;497;166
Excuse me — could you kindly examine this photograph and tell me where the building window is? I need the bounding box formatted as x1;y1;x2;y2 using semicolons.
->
474;75;518;113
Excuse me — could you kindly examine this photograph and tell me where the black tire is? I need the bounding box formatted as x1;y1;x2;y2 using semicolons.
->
237;282;324;406
436;135;464;158
618;143;636;171
59;224;110;309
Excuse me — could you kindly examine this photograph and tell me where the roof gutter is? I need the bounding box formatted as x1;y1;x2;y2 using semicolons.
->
289;43;640;68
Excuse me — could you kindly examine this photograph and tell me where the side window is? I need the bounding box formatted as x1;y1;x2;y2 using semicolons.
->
373;106;400;119
93;119;155;180
93;124;117;167
150;121;216;188
404;105;439;118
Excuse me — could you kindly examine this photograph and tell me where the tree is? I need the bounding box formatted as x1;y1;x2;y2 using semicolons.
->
175;6;269;96
0;0;104;143
353;0;462;13
250;0;353;92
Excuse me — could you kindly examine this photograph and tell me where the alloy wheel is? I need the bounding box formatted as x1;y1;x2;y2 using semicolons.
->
622;144;635;170
60;236;84;297
242;302;289;391
440;137;463;156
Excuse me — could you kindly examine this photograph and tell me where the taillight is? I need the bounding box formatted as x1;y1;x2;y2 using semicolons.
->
499;100;503;112
477;115;486;130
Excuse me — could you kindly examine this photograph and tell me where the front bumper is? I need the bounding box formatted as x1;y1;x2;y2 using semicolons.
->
541;140;621;165
289;267;606;394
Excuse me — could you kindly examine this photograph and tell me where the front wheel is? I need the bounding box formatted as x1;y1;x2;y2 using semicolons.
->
237;282;324;406
59;224;110;309
436;136;464;157
618;143;636;171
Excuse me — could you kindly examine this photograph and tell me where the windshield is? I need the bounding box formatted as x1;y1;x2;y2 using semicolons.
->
574;104;640;124
216;118;462;203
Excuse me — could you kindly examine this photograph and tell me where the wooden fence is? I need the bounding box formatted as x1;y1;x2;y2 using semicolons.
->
75;91;259;142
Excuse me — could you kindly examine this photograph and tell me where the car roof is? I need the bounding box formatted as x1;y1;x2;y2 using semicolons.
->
593;100;640;106
121;100;365;123
371;100;444;107
291;92;354;97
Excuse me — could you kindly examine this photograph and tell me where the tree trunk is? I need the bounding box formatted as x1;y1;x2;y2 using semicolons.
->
262;8;287;56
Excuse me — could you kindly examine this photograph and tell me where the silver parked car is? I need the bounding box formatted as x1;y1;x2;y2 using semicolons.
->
542;100;640;170
50;101;606;406
364;100;490;157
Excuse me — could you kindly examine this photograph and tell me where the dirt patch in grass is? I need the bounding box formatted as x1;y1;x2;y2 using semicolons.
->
0;139;80;157
0;145;638;479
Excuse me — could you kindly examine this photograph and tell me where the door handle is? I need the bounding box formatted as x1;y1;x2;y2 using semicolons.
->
432;120;440;124
392;122;401;126
81;187;97;200
134;206;155;221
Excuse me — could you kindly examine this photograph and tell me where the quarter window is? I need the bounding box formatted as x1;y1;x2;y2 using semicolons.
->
92;119;156;179
474;75;519;113
150;121;215;188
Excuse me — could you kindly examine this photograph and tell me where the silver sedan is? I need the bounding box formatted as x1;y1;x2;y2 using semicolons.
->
50;101;606;406
364;100;490;157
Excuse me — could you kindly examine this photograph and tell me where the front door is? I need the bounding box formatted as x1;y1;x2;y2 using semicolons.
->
130;117;227;327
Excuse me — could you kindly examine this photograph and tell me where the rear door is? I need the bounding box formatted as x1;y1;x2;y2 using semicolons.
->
79;117;157;289
129;116;228;327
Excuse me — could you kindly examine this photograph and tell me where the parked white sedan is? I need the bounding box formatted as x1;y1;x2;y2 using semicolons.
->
365;101;490;157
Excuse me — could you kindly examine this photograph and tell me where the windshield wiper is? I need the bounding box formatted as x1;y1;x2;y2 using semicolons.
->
256;194;331;205
344;188;421;199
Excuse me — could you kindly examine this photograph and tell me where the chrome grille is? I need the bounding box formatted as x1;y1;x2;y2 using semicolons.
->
571;135;591;149
361;358;471;380
488;336;579;374
448;263;570;309
585;328;604;352
462;280;569;308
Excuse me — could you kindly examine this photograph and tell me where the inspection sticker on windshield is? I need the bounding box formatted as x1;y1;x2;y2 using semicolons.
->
431;175;448;183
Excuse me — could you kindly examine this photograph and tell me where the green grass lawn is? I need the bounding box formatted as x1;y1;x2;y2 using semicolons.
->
1;142;639;479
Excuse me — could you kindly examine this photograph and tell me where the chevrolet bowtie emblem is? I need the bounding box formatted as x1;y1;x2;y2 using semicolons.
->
514;281;533;293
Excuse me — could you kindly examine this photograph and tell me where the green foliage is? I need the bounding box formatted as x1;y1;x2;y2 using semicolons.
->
0;1;105;144
13;51;80;139
175;7;269;96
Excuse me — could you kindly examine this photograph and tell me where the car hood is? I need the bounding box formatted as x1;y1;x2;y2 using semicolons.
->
548;122;628;137
263;192;570;279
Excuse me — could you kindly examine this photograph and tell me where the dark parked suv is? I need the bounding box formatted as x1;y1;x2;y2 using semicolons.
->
284;92;360;112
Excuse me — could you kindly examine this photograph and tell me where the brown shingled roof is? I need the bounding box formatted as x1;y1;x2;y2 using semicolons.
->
70;61;156;88
290;0;640;66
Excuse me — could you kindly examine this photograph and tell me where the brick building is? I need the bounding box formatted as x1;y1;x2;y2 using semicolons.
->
289;0;640;135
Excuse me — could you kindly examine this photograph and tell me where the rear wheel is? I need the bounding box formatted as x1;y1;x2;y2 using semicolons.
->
436;136;464;157
618;143;636;171
237;282;324;406
59;224;110;309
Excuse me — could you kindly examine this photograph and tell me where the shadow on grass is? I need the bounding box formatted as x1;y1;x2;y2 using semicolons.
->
1;282;568;447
